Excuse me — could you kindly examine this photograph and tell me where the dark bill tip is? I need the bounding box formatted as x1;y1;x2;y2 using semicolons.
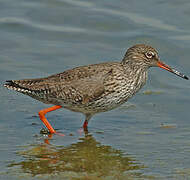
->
157;61;189;80
183;75;189;80
169;66;189;80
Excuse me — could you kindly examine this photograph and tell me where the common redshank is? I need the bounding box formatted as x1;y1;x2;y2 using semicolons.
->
4;44;188;134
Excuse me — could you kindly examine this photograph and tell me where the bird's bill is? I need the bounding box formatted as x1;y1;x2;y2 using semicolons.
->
157;61;189;80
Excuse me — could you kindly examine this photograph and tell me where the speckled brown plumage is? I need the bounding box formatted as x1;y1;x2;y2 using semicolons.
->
4;44;188;134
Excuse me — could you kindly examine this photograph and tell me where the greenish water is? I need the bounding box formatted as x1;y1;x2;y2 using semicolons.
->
0;0;190;179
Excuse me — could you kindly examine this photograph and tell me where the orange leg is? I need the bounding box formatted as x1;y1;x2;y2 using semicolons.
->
38;105;62;134
83;120;88;131
82;114;92;133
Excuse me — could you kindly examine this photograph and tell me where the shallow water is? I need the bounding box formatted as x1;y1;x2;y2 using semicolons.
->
1;0;190;179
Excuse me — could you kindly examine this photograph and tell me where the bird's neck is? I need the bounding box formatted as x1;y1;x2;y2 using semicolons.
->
122;59;149;73
122;60;148;92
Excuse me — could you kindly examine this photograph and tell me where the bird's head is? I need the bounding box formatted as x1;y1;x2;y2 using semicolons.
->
122;44;188;80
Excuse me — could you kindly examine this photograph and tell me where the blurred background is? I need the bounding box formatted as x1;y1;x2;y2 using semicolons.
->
0;0;190;179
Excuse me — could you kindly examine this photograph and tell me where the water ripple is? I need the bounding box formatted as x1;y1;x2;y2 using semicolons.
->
0;17;86;33
93;8;184;32
170;35;190;40
62;0;94;8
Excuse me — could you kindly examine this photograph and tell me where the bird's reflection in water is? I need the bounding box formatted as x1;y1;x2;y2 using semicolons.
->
8;134;153;179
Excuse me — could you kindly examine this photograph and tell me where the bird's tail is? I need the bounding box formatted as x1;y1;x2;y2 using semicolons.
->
4;80;34;94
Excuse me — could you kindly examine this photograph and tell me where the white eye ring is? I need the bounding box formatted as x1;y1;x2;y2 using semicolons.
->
145;51;155;59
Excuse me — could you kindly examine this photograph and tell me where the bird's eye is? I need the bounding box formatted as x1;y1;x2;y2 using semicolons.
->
145;51;155;59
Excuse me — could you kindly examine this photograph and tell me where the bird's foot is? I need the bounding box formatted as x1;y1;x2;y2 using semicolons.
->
40;128;65;136
40;128;51;135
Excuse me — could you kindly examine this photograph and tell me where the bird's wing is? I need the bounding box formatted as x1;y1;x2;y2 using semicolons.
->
47;69;113;105
47;78;104;105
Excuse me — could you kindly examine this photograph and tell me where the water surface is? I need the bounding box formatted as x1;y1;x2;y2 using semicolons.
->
1;0;190;179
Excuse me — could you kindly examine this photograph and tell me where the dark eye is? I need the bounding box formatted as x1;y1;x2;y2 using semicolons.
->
145;51;155;59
